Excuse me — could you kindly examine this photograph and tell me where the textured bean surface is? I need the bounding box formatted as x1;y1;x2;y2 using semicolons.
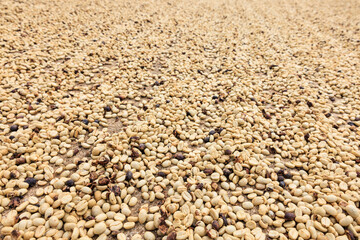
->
0;0;360;240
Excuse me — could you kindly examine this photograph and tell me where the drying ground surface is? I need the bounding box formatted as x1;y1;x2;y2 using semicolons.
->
0;0;360;239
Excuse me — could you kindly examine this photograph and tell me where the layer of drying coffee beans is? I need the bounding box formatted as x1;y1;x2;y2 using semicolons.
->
0;0;360;239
